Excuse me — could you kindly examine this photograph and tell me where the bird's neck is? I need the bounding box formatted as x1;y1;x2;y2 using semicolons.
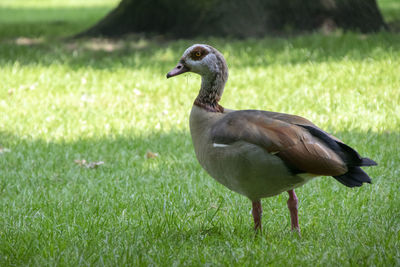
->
194;69;228;113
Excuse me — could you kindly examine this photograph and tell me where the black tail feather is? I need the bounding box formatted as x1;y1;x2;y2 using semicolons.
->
361;157;378;166
333;167;372;188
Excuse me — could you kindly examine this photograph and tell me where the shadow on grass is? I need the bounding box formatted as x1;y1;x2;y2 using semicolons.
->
0;6;114;39
0;128;398;259
0;128;396;193
388;20;400;32
0;130;194;177
0;31;399;70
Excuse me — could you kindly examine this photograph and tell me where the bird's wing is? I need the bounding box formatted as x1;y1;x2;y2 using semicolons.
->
210;110;349;176
253;110;345;144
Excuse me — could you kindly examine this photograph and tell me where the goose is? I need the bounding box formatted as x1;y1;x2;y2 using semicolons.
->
166;44;377;232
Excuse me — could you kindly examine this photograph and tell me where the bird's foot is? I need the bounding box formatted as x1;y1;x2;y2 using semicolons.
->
291;226;301;236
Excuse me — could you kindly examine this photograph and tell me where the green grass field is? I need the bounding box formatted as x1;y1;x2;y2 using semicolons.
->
0;0;399;266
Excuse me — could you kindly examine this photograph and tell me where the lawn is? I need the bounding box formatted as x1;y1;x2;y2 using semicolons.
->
0;0;399;266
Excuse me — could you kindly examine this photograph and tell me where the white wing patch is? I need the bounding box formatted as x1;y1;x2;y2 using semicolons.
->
213;143;229;148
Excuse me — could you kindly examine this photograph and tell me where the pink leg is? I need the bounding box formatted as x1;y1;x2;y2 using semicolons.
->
287;190;300;233
252;200;262;231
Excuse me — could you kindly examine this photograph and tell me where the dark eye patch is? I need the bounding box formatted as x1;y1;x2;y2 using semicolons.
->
190;46;208;61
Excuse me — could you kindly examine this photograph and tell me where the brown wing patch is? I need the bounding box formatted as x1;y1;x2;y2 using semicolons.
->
190;46;209;61
277;139;347;175
211;110;348;176
267;111;344;143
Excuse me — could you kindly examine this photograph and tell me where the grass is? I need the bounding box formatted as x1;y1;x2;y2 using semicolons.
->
0;0;399;266
0;0;119;39
378;0;400;22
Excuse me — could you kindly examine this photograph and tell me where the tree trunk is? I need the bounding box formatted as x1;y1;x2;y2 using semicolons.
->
76;0;388;38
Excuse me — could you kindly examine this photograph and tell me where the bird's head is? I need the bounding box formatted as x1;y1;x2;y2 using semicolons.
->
166;44;228;79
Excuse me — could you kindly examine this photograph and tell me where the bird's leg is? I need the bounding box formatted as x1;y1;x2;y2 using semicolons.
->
287;190;300;233
252;200;262;231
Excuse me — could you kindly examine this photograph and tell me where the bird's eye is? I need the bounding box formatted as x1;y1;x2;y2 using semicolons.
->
195;52;201;57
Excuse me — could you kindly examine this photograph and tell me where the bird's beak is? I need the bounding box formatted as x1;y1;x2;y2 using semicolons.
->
166;62;189;78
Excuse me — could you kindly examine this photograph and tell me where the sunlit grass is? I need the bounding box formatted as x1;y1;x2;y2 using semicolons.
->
0;0;118;39
2;0;119;8
0;0;399;266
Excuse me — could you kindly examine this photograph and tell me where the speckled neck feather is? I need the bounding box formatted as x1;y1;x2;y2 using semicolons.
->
194;48;228;113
